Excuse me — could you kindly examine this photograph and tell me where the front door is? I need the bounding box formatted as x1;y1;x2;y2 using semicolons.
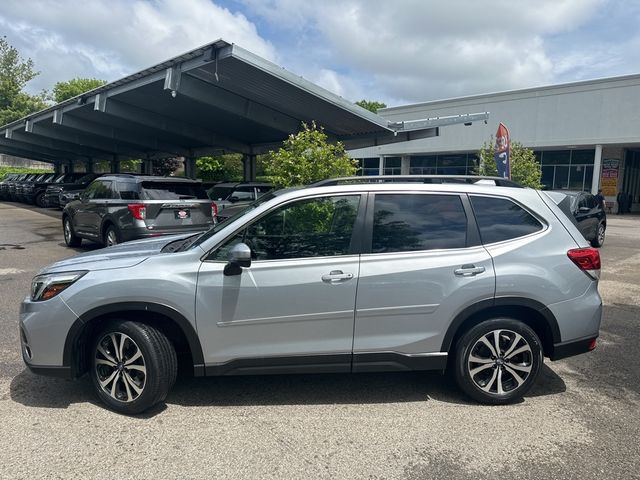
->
196;194;364;373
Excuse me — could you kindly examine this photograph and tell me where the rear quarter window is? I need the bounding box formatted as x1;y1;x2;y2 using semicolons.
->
470;195;543;244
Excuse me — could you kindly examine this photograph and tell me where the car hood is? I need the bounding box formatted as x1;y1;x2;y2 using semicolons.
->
41;234;193;274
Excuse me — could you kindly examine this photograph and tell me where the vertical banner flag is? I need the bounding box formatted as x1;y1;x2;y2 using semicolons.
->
494;123;511;179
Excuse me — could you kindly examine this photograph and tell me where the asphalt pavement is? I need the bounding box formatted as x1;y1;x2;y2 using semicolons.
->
0;201;639;479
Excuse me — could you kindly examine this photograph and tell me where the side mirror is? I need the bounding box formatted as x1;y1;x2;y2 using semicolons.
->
578;206;590;213
228;196;239;203
224;243;252;276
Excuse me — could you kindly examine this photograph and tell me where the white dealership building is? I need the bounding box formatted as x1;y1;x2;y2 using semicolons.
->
350;74;640;211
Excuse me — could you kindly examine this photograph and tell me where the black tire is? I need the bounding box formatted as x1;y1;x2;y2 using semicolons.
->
454;318;543;405
63;216;82;247
35;192;45;208
90;320;177;415
590;222;605;248
104;224;121;247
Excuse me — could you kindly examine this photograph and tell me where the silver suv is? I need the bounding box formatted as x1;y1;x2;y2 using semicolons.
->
20;176;602;414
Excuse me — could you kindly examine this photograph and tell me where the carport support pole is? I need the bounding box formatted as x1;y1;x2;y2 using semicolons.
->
85;159;94;174
66;161;74;174
143;159;153;175
592;144;603;194
243;154;257;182
184;157;197;179
110;159;120;174
53;163;61;174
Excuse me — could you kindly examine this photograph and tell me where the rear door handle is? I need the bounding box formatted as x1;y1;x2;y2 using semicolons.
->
321;270;354;283
454;265;486;277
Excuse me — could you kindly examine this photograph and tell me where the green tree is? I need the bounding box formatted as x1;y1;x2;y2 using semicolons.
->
153;157;182;176
196;153;244;181
355;99;387;113
0;36;47;125
51;77;107;103
475;138;542;188
264;122;357;188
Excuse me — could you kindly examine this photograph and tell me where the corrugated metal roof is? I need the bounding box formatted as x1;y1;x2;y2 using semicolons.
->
1;39;433;165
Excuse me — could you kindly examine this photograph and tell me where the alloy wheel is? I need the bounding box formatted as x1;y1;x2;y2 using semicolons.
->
106;229;118;247
64;220;72;244
467;329;533;395
597;224;605;245
94;332;147;403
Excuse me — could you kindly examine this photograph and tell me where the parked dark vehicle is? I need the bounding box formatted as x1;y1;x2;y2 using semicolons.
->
19;173;59;204
62;174;215;247
43;173;102;208
208;182;273;219
552;190;606;247
27;173;80;207
8;173;40;201
0;173;23;200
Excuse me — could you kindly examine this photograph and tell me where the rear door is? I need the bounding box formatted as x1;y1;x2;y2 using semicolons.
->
74;180;114;239
352;192;496;371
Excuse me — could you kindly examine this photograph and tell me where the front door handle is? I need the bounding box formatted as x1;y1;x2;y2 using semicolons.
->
454;264;486;277
321;270;354;283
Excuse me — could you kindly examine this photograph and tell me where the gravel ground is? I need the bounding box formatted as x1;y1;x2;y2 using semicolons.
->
0;202;638;479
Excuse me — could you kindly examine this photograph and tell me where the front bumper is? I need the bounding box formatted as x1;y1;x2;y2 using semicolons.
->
20;294;80;376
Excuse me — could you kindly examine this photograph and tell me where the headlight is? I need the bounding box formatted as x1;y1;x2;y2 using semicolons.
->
31;271;87;302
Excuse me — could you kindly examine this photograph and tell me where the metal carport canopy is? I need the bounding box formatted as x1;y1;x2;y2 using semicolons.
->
0;39;489;169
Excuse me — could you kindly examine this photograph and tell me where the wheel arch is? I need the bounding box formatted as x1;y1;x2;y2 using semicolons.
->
441;297;561;358
63;302;205;378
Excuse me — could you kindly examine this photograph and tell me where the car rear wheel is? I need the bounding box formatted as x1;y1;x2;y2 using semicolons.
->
454;318;543;404
104;225;120;247
63;217;82;247
591;222;605;248
90;320;177;415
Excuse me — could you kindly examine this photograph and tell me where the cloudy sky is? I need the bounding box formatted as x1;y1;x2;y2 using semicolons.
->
2;0;639;107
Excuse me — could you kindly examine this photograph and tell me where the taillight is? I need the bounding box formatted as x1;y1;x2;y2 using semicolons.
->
211;201;218;220
567;248;601;279
128;203;146;220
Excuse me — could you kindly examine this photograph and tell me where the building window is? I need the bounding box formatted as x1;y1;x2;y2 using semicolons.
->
536;149;594;190
356;158;380;176
384;157;401;176
408;153;478;175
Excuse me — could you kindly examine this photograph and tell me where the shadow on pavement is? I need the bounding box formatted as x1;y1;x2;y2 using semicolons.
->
10;364;567;417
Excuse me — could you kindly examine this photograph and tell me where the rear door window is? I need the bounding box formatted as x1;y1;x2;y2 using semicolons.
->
371;194;467;253
140;182;207;200
470;195;543;244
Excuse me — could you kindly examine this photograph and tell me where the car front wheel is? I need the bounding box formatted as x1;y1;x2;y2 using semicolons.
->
454;318;543;404
91;320;177;415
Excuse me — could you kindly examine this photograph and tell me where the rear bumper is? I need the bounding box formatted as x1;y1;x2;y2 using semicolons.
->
550;335;598;361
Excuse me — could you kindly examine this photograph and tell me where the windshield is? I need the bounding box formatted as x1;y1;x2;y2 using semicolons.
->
191;191;278;248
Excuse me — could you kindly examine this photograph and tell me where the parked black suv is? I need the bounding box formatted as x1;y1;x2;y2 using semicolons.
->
43;173;102;208
552;190;606;247
62;174;215;247
208;182;273;220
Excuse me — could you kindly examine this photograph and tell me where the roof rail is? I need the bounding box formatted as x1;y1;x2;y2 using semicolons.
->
311;175;523;188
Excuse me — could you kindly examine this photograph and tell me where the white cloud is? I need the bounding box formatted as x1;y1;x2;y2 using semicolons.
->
0;0;276;93
241;0;609;103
